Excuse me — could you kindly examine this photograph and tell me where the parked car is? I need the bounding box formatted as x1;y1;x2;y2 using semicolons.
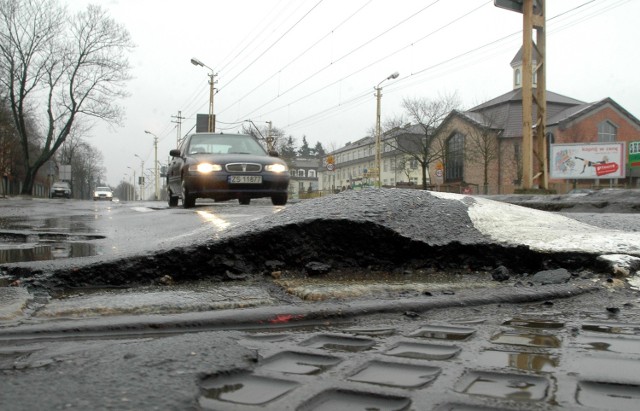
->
167;133;290;208
93;186;113;201
50;181;72;199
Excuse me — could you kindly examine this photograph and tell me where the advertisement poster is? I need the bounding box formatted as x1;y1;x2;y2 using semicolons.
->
630;141;640;168
550;142;626;179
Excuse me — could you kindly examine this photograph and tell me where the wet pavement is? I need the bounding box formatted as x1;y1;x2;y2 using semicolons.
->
1;190;640;410
1;279;639;410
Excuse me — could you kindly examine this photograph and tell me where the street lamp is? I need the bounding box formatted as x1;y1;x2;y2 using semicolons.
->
126;166;136;201
144;130;159;201
374;72;399;188
191;57;217;133
134;154;144;201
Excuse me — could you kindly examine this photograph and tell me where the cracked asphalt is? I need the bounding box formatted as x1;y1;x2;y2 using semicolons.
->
1;189;640;410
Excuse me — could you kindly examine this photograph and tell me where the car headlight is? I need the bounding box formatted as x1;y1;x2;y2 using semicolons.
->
265;163;288;173
189;163;222;173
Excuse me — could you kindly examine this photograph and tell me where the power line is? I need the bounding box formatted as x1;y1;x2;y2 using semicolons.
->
248;0;632;134
220;0;326;92
218;0;373;118
233;0;442;121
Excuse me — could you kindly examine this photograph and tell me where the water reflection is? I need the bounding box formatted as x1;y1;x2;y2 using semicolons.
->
0;242;99;263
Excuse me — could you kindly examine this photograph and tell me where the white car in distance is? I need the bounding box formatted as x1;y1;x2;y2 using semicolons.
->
93;186;113;201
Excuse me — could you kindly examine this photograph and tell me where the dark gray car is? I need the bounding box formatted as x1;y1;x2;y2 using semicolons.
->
50;181;72;198
167;133;290;208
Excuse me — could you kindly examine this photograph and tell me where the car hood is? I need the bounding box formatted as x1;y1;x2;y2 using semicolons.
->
189;153;286;165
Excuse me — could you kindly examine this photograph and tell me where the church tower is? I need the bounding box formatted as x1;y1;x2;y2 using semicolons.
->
510;44;539;89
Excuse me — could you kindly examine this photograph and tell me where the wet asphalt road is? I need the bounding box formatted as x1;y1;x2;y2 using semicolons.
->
1;189;640;410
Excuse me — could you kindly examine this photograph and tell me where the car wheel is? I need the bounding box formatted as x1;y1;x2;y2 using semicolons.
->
181;181;195;208
168;189;178;207
271;193;288;206
238;196;251;205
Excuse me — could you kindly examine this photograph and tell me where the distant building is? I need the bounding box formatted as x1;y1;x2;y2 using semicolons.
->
318;125;424;193
432;46;640;194
289;157;320;198
319;46;640;195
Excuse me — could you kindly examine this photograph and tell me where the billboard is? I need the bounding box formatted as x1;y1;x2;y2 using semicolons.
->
630;141;640;168
550;142;626;179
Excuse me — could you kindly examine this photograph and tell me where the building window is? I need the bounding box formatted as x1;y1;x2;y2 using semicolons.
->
598;121;617;142
445;133;464;181
308;169;316;178
514;68;521;87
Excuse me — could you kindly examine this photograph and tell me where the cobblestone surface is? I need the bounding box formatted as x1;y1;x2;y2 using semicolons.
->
197;288;640;411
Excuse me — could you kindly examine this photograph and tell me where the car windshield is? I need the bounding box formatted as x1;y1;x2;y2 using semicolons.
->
187;134;267;156
96;187;111;191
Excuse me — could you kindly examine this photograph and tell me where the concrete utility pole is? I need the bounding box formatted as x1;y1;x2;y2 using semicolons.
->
191;58;217;133
495;0;547;190
144;130;159;201
266;121;274;152
171;111;185;147
374;72;399;188
134;154;144;201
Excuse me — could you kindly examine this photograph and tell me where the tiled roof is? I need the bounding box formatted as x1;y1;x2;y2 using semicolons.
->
467;89;586;138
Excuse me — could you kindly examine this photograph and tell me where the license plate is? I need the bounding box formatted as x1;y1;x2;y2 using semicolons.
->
228;175;262;184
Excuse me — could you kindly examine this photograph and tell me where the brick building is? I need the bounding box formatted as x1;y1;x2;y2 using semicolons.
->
430;47;640;194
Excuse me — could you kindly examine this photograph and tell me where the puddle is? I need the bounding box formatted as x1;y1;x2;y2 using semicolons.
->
385;341;461;360
490;331;561;348
575;335;640;354
407;325;476;341
503;318;565;329
455;370;549;401
259;351;341;375
0;215;104;263
582;322;640;335
347;360;441;388
0;241;100;263
299;334;375;352
576;381;640;410
199;372;298;406
0;215;97;233
297;389;411;411
476;350;559;372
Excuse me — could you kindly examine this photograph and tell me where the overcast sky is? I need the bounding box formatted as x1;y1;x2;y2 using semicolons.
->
64;0;639;187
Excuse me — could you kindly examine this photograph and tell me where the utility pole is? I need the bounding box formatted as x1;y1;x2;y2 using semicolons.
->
144;130;160;201
171;111;185;147
190;58;217;133
495;0;547;190
266;121;274;152
374;72;399;188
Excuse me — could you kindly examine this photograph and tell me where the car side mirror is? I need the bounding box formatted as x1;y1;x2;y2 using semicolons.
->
268;150;279;157
169;149;181;157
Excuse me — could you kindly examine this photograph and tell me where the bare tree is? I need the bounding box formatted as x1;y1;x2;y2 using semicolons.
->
464;111;501;194
0;0;134;195
386;93;460;189
65;141;104;199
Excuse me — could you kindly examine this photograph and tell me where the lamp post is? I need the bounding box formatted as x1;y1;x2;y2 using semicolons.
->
134;154;144;201
126;166;136;200
191;57;217;133
374;72;399;188
144;130;159;201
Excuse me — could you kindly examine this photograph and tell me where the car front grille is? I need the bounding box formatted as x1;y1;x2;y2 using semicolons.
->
225;163;262;172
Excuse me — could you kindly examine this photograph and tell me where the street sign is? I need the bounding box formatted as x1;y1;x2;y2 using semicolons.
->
494;0;541;15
